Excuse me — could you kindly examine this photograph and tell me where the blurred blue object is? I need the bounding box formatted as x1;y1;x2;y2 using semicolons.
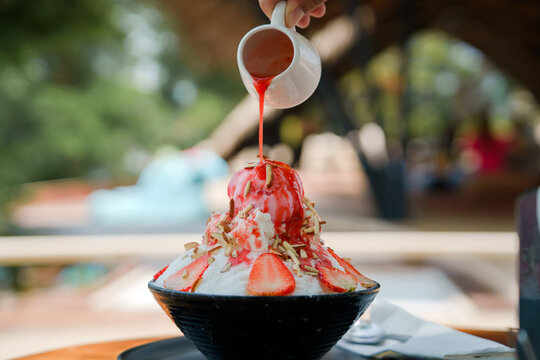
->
88;149;229;226
57;263;108;287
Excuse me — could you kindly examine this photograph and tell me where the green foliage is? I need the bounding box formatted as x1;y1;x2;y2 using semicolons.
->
0;0;244;231
337;30;518;141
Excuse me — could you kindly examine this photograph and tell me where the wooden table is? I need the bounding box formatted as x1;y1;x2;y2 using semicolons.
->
14;330;514;360
14;337;168;360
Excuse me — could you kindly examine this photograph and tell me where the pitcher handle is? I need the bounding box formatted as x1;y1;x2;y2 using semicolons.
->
271;1;296;31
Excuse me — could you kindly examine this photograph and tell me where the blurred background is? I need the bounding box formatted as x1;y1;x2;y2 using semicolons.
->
1;0;539;358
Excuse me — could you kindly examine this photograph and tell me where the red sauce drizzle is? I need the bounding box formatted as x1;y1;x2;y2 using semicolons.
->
252;76;274;163
229;248;252;266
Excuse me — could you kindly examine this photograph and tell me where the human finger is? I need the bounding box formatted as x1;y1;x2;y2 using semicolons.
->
296;13;311;28
285;0;325;27
310;3;326;18
259;0;280;20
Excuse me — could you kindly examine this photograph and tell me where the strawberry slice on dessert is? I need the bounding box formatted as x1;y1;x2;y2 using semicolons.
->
247;253;295;296
327;248;376;289
317;264;357;293
164;254;211;292
153;265;169;281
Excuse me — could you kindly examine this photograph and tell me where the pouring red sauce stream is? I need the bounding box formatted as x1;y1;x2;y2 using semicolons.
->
252;76;274;163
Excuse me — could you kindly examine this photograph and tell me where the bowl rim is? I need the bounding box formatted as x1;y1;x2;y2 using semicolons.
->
148;279;380;300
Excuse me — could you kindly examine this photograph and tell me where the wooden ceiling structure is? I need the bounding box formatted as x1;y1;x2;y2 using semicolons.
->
163;0;540;99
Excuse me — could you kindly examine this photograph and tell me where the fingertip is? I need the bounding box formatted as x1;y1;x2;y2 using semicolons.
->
285;2;305;27
310;4;326;18
297;14;311;28
259;0;278;19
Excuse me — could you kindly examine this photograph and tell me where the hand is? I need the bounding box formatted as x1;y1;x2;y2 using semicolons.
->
259;0;327;29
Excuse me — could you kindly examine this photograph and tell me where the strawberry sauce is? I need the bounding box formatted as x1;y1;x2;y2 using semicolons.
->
252;76;274;163
229;248;252;267
227;159;304;225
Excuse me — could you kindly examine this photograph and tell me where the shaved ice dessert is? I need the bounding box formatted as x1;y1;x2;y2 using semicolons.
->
153;158;375;296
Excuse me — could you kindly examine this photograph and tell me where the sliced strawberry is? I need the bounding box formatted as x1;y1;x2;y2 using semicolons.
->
164;254;211;292
316;264;357;293
327;248;376;289
153;265;169;280
247;253;295;296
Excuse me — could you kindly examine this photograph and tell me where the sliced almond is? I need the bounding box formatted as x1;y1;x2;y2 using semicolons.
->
303;227;315;234
312;253;319;260
217;223;231;233
300;249;308;259
265;164;273;187
184;242;199;251
221;262;232;273
212;232;228;245
304;265;319;273
287;250;300;266
207;257;215;264
191;278;202;292
302;196;315;210
229;198;235;217
272;238;280;249
208;246;222;254
312;216;320;235
292;263;302;277
238;204;254;218
282;241;296;254
231;249;238;258
218;213;228;225
192;249;208;259
269;249;285;257
244;180;251;197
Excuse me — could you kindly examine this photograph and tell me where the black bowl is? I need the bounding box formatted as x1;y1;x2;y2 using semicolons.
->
148;280;379;360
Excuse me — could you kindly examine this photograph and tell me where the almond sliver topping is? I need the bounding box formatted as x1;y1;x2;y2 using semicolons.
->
212;232;228;245
282;241;296;254
265;164;273;187
221;262;232;273
287;250;300;266
312;216;320;235
209;246;222;254
229;199;235;217
191;278;202;292
184;242;199;251
244;180;251;197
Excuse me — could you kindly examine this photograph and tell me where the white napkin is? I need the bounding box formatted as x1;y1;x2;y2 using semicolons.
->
337;299;515;359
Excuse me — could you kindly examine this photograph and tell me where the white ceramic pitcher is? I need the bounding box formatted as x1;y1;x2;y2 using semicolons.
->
237;1;321;109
